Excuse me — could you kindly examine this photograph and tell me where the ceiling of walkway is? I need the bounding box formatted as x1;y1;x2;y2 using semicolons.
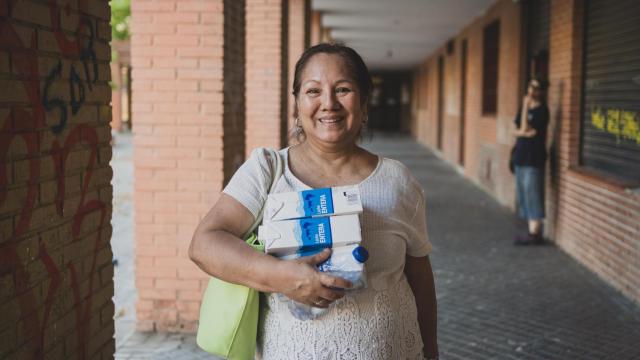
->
312;0;495;71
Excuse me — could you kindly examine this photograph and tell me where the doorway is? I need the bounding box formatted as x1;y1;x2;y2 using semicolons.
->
437;56;445;149
459;39;468;166
369;72;408;133
524;0;550;88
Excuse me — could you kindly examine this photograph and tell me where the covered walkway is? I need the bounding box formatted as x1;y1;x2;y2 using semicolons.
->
3;1;639;358
115;133;640;359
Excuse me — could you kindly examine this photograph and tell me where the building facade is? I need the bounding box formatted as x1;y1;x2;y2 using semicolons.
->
410;0;640;303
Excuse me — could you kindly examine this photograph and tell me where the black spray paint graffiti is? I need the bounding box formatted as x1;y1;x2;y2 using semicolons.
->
43;61;67;134
79;17;98;90
69;65;86;114
42;16;98;134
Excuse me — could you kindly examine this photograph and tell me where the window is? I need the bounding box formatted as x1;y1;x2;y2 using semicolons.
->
446;39;455;55
482;20;500;115
579;0;640;183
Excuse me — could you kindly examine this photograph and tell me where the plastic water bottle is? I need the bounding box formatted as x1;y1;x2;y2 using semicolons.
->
279;245;369;320
316;245;369;289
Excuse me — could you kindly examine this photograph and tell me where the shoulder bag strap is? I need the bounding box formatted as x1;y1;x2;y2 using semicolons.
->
243;148;283;238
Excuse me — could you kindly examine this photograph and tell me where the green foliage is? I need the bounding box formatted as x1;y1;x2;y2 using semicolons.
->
111;0;131;40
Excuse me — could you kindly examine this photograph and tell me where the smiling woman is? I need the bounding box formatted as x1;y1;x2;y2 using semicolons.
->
189;43;439;360
298;57;361;141
291;44;372;146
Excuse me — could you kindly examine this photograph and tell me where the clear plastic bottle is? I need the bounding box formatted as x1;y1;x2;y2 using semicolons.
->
316;245;368;289
278;245;369;320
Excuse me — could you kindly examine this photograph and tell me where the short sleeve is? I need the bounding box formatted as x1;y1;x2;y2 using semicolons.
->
222;148;276;220
404;186;432;257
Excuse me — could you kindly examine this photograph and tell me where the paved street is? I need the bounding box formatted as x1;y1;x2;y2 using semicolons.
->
110;131;137;351
113;133;640;359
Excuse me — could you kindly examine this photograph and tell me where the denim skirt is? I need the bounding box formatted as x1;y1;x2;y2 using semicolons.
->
515;166;545;220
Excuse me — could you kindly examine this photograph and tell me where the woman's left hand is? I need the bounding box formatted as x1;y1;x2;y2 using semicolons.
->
518;128;537;138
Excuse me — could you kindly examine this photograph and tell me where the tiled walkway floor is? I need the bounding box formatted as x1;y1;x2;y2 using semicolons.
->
113;133;640;359
110;131;137;350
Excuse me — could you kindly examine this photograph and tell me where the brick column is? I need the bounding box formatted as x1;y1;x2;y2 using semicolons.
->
287;0;310;142
131;0;245;332
0;1;114;358
110;62;123;132
546;0;582;243
321;27;332;43
246;0;288;155
310;11;322;46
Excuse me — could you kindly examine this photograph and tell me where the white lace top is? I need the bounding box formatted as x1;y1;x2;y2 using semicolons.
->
223;148;432;360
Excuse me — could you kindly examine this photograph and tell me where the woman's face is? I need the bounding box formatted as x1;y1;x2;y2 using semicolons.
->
528;80;541;99
296;53;365;146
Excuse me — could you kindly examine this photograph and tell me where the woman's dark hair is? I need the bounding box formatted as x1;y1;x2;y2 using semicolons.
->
529;76;548;91
292;43;373;114
528;76;548;103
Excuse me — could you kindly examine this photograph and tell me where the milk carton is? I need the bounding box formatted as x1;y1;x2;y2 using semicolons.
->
264;186;362;222
258;214;362;256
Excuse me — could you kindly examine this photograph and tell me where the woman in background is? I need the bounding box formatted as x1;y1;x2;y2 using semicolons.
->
512;78;549;245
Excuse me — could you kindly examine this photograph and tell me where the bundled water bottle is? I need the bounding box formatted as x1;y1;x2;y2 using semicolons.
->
316;245;369;289
279;244;369;320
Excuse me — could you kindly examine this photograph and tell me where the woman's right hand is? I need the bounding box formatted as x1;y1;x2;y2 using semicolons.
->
277;248;353;308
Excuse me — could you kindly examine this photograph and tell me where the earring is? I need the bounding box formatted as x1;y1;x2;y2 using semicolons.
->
359;116;369;139
295;118;303;135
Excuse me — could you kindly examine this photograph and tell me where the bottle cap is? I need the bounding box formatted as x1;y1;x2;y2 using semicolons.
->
352;246;369;263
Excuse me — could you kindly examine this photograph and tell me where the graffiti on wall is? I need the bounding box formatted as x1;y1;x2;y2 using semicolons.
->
0;0;108;358
590;107;640;145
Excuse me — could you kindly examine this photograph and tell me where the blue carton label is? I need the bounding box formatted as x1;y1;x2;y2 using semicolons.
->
295;217;333;252
299;188;334;217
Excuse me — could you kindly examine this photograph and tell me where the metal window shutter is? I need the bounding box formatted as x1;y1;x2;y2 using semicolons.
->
581;0;640;182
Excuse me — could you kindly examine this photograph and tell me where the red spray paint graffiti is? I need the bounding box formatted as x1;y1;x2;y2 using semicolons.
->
1;1;109;358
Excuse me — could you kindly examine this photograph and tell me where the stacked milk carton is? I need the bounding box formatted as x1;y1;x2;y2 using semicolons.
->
257;186;368;319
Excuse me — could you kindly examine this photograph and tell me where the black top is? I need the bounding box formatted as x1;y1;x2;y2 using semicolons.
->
513;104;549;168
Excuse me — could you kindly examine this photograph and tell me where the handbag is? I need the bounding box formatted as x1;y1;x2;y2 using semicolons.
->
509;145;516;174
196;148;283;359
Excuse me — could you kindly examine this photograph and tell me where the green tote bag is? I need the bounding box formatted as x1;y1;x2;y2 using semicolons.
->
196;148;283;360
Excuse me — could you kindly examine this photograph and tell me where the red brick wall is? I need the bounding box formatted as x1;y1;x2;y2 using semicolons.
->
110;62;123;131
287;0;310;143
246;0;288;155
547;0;640;303
411;0;522;207
411;62;431;144
310;11;321;46
1;0;114;358
223;1;247;185
131;0;245;332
